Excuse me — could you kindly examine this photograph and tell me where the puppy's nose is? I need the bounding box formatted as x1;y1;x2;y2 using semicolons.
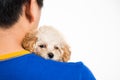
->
48;52;54;58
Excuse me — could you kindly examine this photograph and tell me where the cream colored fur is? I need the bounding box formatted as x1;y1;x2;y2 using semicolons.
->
22;25;71;62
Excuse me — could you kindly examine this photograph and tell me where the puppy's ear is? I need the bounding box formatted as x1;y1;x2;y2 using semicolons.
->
22;32;37;52
62;44;71;62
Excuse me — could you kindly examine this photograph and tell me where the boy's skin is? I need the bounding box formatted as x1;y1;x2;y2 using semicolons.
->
0;0;41;54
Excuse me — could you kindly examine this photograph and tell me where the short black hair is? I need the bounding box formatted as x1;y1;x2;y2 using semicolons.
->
0;0;43;29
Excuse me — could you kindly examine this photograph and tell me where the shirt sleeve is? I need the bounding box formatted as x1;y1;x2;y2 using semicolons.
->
78;62;96;80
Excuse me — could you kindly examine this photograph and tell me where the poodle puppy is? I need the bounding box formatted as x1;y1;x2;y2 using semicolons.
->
22;25;71;62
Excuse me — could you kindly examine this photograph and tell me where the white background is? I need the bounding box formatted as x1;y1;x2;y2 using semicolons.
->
40;0;120;80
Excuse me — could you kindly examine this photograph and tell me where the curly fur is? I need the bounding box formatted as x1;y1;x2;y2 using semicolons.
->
22;25;71;62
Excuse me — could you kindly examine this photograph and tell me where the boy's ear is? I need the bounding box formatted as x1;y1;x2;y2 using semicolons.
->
25;0;36;22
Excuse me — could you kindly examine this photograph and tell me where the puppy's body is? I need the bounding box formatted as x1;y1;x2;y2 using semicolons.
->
22;26;71;62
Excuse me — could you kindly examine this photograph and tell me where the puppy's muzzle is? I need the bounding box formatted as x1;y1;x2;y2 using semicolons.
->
48;52;54;58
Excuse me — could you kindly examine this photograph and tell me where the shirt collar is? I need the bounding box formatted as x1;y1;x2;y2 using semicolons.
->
0;50;30;61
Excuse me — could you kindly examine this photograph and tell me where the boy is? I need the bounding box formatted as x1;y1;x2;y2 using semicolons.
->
0;0;96;80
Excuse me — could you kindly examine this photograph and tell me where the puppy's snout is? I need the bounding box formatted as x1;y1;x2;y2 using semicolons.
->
48;52;54;58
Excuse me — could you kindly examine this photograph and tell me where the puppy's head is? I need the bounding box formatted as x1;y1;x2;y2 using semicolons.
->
34;26;71;62
22;26;71;62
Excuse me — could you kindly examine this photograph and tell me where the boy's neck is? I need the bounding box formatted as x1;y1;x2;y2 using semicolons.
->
0;27;25;55
0;37;24;55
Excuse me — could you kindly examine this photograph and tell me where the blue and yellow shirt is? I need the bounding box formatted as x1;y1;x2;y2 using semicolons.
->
0;50;96;80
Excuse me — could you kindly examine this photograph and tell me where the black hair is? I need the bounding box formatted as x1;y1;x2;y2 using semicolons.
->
0;0;43;28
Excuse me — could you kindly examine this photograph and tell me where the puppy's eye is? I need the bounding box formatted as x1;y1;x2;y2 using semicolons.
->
39;44;46;48
54;46;59;50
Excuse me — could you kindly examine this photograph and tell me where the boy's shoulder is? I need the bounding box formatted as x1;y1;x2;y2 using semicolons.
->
23;52;84;67
18;53;82;69
0;52;96;80
27;53;96;80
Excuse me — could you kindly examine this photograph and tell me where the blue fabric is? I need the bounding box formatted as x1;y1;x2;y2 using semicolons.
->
0;53;96;80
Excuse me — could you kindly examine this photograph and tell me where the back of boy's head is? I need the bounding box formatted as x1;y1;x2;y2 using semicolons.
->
0;0;43;29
